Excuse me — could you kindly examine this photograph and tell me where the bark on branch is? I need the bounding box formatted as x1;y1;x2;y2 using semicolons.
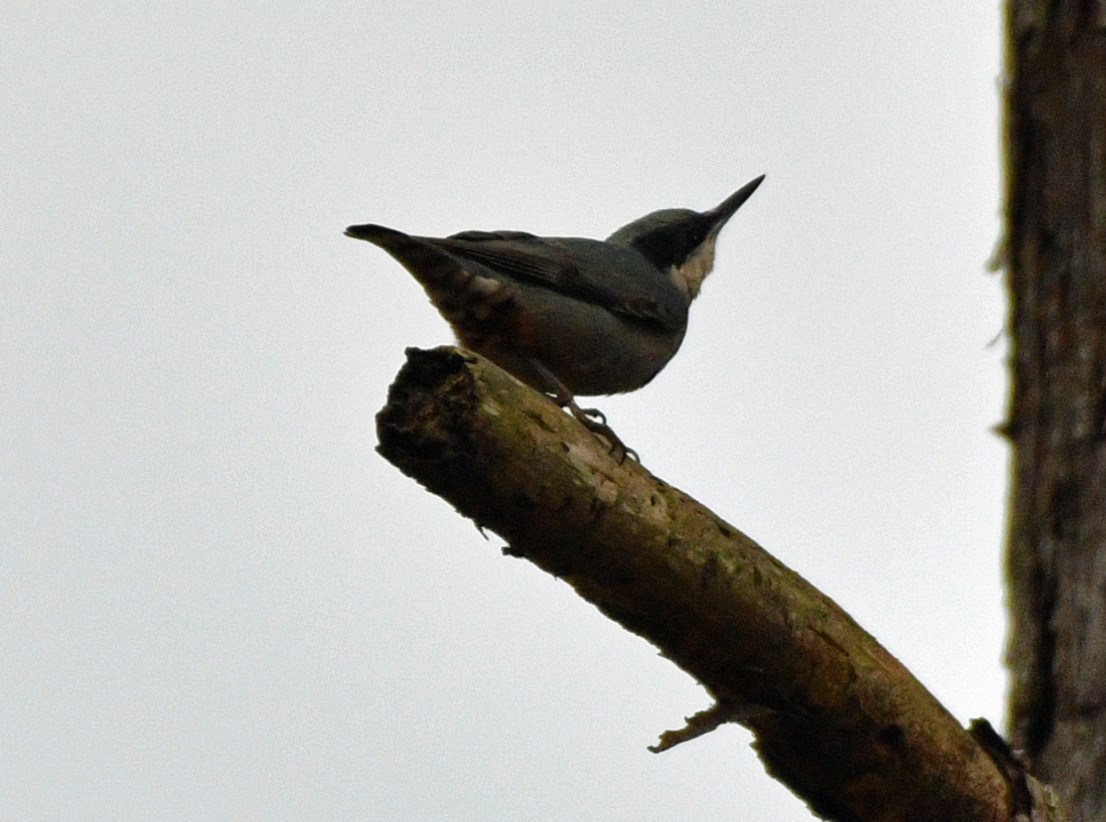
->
376;346;1015;821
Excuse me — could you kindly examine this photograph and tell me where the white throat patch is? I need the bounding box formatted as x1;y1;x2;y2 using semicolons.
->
670;238;716;300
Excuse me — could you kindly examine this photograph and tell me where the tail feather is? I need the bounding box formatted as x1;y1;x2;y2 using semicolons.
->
344;223;404;245
345;223;515;333
346;224;459;287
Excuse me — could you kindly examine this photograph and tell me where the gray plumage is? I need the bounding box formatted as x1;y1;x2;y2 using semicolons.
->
346;174;764;454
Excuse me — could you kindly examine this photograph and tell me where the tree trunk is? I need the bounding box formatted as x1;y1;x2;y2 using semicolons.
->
1005;3;1106;820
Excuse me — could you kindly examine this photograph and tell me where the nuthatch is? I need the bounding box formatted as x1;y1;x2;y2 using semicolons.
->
346;175;764;457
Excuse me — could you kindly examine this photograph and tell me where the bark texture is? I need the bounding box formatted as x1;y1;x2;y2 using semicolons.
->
378;346;1013;821
1005;3;1106;820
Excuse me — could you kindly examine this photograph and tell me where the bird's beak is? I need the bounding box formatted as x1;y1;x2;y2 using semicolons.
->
705;174;766;232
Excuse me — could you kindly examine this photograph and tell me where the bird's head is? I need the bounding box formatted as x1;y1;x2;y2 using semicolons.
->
607;174;764;300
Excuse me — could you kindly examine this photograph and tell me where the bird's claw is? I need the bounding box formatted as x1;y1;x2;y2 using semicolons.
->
578;406;607;426
574;409;638;463
534;359;638;461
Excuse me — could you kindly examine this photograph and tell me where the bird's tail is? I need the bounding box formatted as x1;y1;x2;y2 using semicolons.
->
344;224;514;332
345;223;414;252
345;224;459;288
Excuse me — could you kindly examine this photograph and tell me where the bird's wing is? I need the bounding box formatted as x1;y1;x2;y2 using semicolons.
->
436;230;687;332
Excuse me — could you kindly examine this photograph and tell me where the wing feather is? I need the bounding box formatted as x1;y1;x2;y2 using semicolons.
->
435;230;686;332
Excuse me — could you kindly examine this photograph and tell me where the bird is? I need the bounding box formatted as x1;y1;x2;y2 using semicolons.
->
346;174;764;458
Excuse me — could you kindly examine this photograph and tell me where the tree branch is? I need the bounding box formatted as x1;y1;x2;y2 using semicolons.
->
376;346;1014;821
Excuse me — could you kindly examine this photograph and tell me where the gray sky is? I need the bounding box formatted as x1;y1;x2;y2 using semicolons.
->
4;3;1004;819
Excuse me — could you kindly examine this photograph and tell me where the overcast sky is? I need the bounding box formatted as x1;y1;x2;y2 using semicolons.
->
4;3;1005;820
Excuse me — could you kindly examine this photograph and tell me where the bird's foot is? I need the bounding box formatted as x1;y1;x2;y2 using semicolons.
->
570;404;638;463
526;357;638;461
